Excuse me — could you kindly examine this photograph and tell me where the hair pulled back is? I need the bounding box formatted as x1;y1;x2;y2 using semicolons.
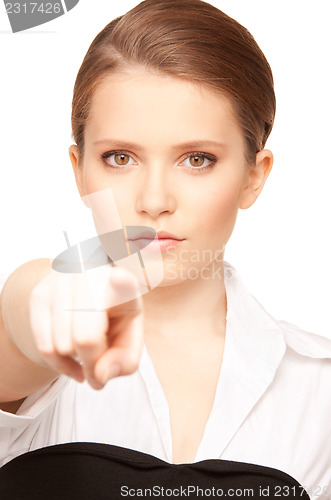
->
71;0;276;166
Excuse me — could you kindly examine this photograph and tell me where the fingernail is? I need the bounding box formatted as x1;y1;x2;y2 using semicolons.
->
73;375;84;384
102;363;121;384
88;377;104;390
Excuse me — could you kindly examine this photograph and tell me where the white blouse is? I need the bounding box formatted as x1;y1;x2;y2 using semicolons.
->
0;261;330;500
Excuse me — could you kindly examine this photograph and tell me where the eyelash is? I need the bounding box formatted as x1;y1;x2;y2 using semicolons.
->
99;150;217;174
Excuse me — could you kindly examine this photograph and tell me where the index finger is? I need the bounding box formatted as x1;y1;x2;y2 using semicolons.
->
94;289;144;385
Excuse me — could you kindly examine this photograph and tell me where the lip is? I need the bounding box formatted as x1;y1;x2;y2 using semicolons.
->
129;230;184;241
129;237;183;253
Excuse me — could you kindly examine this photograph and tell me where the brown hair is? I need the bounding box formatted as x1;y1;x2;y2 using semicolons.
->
71;0;276;167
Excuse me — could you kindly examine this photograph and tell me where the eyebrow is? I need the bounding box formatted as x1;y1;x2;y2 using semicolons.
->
92;139;227;151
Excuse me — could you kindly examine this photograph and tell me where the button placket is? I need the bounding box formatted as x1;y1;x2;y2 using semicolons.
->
139;344;173;462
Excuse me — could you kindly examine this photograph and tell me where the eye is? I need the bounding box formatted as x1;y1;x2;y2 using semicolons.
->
100;151;137;169
180;152;217;173
100;150;217;174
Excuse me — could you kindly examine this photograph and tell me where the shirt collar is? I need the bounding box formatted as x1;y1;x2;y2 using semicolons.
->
223;260;286;366
190;261;287;461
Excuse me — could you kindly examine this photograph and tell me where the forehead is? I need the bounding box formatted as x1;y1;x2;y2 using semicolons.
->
85;68;244;150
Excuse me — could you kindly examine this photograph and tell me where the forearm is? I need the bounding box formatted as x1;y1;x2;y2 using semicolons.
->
0;258;60;405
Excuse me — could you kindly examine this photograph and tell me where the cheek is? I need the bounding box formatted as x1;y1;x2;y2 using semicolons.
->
203;184;241;227
195;180;242;247
83;165;104;194
81;170;126;233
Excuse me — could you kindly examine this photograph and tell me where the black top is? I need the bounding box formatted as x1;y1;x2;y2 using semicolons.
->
0;442;309;499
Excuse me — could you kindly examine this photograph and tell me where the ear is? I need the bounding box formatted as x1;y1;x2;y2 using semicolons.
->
69;144;89;208
240;149;273;210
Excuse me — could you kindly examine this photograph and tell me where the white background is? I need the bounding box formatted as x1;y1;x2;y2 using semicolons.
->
0;1;330;338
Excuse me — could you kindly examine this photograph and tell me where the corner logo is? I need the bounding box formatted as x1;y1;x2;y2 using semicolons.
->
3;0;80;33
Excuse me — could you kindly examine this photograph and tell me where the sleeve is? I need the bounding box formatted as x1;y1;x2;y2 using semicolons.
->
0;271;77;468
0;376;77;468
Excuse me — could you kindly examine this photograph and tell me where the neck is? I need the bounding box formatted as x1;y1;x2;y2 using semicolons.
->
142;259;227;342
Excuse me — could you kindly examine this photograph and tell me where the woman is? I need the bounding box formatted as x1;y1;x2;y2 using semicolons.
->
0;0;330;498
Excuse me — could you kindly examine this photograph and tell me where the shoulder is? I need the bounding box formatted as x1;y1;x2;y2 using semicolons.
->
224;260;331;361
0;272;16;295
0;273;11;289
275;320;331;428
276;318;331;360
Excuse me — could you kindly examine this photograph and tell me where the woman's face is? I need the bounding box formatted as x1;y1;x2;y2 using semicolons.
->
70;68;272;284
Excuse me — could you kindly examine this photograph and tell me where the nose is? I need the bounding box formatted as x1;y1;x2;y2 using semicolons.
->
135;163;176;218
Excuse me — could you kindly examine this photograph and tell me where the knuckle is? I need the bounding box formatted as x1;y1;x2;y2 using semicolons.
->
73;334;98;350
72;321;106;349
30;281;53;304
38;346;55;359
55;344;74;356
30;285;45;301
